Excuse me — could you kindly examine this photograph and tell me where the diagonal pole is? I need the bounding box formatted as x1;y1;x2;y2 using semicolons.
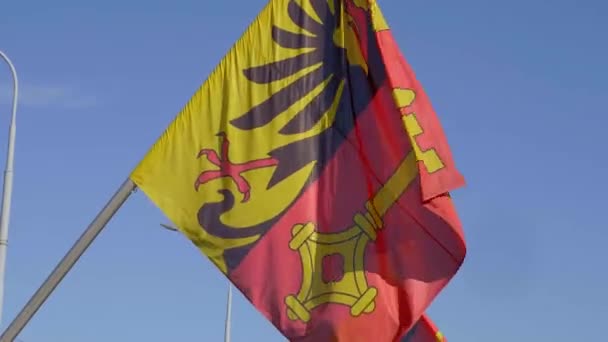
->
0;50;18;326
0;179;137;341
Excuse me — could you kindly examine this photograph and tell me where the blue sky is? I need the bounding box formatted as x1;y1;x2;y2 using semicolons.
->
0;0;607;341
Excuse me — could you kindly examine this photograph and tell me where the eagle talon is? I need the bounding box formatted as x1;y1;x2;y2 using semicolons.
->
197;149;221;165
193;132;278;202
241;191;251;203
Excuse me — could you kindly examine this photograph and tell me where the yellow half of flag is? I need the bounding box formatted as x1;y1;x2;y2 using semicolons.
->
129;0;387;273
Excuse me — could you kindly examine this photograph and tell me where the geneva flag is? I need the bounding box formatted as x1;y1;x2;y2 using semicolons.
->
130;0;467;340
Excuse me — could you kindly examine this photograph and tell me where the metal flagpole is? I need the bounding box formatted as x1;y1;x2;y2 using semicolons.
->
0;179;137;341
224;283;232;342
0;50;18;326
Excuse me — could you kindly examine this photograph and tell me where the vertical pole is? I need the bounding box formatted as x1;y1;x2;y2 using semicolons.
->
0;50;18;326
224;283;232;342
0;179;137;341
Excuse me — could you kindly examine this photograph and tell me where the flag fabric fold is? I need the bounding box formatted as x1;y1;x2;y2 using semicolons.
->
130;0;466;340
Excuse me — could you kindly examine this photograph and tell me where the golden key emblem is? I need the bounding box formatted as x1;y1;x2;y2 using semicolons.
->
285;151;418;322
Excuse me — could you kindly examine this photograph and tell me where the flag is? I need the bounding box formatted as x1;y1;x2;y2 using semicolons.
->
130;0;466;340
401;314;446;342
